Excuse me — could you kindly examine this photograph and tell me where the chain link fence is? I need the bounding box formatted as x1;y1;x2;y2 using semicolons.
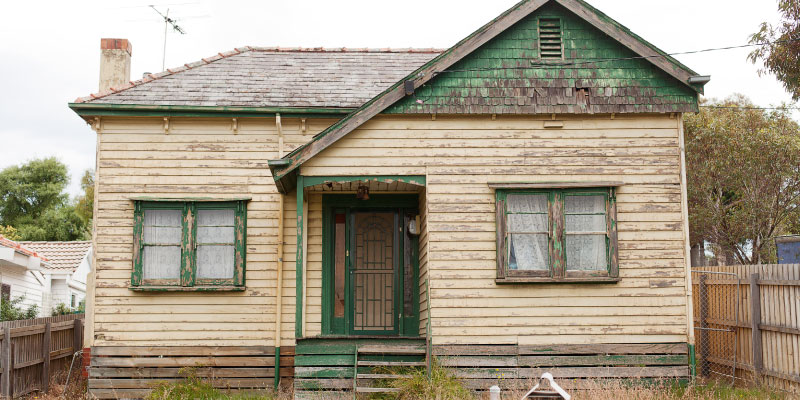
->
691;270;740;384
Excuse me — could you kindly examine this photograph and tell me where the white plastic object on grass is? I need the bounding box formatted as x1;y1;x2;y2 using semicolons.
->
520;372;571;400
489;385;501;400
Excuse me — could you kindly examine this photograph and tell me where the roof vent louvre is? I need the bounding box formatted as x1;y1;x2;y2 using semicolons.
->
538;18;563;59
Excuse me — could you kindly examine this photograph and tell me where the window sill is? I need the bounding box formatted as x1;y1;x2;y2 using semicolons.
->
495;277;620;284
129;285;246;292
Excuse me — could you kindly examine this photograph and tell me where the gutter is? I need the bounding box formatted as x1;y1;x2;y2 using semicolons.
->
68;103;355;118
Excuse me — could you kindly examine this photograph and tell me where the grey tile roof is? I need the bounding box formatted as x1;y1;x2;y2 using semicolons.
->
76;47;441;108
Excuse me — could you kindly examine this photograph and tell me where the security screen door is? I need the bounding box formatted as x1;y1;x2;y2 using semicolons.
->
351;211;398;334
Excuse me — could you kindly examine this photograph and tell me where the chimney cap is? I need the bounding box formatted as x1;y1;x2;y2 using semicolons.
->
100;38;132;56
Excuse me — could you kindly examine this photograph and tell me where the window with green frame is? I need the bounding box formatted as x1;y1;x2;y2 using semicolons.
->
495;188;619;282
130;200;247;290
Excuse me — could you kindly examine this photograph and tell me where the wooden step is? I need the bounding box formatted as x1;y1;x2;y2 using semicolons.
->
357;345;426;355
357;361;425;367
357;373;413;379
356;387;402;393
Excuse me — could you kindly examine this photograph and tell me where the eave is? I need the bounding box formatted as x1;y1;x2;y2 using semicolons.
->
68;103;355;119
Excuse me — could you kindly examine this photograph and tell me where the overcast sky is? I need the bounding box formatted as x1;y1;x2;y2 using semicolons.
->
0;0;793;196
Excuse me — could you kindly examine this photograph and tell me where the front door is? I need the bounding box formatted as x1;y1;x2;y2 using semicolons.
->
323;194;419;337
351;211;398;334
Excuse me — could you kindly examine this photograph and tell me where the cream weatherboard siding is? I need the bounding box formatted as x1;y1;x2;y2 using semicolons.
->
300;113;690;346
91;116;335;347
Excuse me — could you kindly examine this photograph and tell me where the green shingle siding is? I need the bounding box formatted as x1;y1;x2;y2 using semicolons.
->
386;2;696;115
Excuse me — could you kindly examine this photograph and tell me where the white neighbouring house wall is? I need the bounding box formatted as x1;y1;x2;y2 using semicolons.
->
0;237;52;317
15;241;92;315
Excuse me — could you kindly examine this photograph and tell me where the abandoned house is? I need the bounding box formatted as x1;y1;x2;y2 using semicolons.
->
69;0;708;397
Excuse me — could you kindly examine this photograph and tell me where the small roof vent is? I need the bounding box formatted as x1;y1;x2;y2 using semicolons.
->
539;18;563;59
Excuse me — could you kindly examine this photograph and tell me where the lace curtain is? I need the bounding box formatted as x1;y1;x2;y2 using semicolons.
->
142;209;182;280
196;209;236;279
507;194;548;270
565;195;607;270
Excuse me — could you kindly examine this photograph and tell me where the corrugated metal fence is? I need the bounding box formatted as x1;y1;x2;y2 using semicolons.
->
0;314;84;397
692;264;799;392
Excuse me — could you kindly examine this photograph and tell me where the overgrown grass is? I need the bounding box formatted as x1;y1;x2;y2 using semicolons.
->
376;361;474;400
145;368;289;400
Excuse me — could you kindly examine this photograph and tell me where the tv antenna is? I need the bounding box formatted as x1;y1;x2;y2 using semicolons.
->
150;5;186;71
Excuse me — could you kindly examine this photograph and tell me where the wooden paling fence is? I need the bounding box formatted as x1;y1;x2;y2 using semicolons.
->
692;264;799;392
0;314;84;398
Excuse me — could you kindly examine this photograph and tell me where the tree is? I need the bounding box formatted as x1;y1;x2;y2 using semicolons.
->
75;169;94;225
0;225;20;240
0;158;88;241
685;95;800;264
748;0;800;100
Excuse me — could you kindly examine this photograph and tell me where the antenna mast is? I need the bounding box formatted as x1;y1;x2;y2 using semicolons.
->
150;5;186;70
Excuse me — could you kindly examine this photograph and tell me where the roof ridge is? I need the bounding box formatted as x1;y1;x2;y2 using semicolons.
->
74;46;255;103
74;45;445;104
250;46;444;53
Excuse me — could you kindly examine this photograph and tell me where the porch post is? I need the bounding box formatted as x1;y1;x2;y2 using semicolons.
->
295;175;304;338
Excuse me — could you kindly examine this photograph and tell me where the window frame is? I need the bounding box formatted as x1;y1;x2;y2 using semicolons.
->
495;187;619;283
131;200;247;291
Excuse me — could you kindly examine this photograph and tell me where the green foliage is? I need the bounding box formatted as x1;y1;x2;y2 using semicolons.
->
748;0;800;100
384;361;473;400
51;302;75;316
147;368;280;400
75;169;94;225
684;95;800;264
0;158;89;241
0;225;20;240
1;295;39;321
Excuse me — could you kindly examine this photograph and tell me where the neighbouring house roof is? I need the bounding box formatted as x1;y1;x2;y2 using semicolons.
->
0;236;48;261
268;0;709;192
72;47;441;109
18;241;91;273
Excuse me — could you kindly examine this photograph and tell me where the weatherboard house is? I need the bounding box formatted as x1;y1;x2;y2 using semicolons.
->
71;0;707;397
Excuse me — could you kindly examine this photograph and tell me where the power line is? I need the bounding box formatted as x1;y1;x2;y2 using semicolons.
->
437;37;800;74
700;105;800;111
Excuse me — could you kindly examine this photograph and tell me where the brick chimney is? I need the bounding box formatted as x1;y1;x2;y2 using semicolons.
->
99;38;132;93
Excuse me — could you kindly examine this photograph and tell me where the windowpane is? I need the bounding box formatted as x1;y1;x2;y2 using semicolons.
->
196;209;236;280
507;194;547;213
509;233;548;270
143;246;181;279
143;210;181;244
565;195;605;214
566;234;606;270
566;215;605;232
334;213;346;318
508;214;548;233
197;245;235;279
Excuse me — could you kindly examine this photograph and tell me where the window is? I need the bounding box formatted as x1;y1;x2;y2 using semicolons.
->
71;294;76;308
495;188;619;283
131;200;247;290
1;284;10;302
538;17;563;59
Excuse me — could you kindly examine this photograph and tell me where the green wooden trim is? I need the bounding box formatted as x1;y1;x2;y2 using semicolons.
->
303;175;426;188
181;203;195;287
688;344;696;379
131;202;143;286
296;175;305;338
68;103;353;118
129;196;252;202
321;208;333;335
131;200;247;290
274;349;281;389
129;285;246;292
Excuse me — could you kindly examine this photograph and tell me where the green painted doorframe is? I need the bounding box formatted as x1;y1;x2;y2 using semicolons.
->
295;175;304;338
320;194;421;337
